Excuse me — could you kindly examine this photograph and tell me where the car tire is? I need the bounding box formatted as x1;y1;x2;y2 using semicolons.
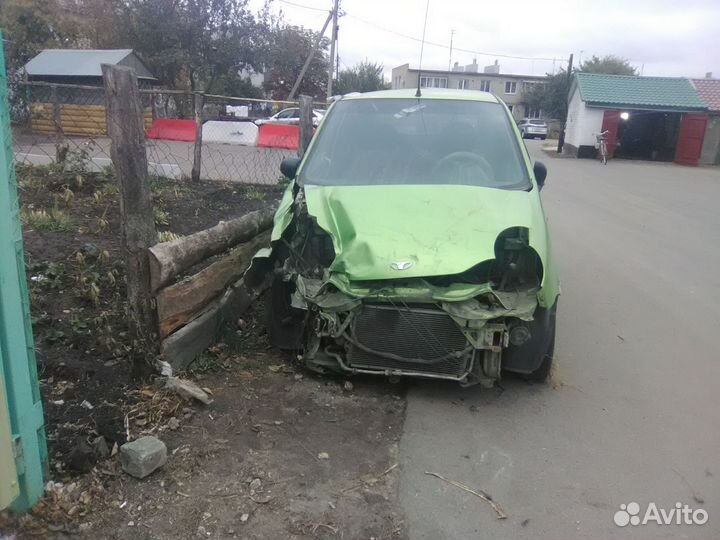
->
525;304;557;382
526;331;554;381
540;135;547;140
520;130;526;139
265;277;306;350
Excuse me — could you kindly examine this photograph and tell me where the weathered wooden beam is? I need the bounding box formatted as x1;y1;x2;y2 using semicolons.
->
148;208;274;292
156;231;270;338
102;64;158;352
298;95;313;158
191;92;204;182
160;279;266;370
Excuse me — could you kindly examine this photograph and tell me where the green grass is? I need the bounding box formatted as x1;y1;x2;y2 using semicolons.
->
158;231;182;242
244;187;265;201
153;207;170;226
21;207;75;232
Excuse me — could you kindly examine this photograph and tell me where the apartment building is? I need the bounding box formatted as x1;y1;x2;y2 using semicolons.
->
391;60;547;120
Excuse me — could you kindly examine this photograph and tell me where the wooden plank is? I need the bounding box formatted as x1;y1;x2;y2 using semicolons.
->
0;36;47;510
161;279;266;369
156;231;270;338
148;207;275;292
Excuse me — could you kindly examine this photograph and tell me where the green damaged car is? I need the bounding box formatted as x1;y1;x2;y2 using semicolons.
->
247;88;560;387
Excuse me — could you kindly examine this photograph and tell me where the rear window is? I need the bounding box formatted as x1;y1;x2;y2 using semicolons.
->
301;98;530;190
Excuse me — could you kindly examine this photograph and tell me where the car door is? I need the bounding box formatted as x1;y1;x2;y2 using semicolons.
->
270;109;292;124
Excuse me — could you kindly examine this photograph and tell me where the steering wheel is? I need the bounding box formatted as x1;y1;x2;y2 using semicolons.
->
430;152;494;185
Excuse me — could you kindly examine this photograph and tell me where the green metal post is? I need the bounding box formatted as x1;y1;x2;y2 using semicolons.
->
0;31;47;511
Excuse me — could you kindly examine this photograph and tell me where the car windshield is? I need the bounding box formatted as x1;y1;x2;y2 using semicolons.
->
300;98;531;190
529;120;546;126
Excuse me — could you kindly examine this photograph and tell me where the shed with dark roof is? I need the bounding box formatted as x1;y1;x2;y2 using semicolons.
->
23;49;155;137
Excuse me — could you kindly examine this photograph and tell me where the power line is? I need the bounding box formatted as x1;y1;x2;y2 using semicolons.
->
276;0;329;13
274;0;565;64
345;13;561;63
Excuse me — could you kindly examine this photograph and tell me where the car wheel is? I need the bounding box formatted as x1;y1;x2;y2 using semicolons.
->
540;135;547;140
525;304;557;382
520;130;526;139
265;277;306;350
526;330;554;381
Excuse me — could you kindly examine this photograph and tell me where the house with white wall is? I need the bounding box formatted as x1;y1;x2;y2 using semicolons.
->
565;73;709;165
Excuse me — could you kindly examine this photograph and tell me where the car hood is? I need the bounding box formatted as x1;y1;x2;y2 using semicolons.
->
302;183;551;282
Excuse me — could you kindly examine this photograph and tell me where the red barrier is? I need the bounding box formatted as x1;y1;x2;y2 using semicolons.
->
146;119;197;142
257;124;299;150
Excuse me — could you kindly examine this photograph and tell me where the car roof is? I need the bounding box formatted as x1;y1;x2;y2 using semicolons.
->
341;88;500;103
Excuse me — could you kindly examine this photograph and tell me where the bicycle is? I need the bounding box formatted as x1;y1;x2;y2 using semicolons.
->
597;130;610;165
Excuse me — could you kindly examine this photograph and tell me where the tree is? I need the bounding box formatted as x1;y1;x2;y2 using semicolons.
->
579;55;637;76
0;0;76;71
334;61;390;95
524;71;572;121
263;25;330;100
115;0;265;93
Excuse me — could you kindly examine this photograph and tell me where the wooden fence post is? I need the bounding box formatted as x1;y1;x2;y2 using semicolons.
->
298;95;313;158
50;84;67;163
102;64;158;361
191;92;204;182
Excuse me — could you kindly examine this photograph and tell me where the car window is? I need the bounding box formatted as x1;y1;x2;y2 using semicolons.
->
301;98;531;190
529;120;546;126
276;109;293;119
289;109;300;118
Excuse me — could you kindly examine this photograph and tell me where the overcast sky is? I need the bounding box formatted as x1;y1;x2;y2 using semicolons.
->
252;0;720;79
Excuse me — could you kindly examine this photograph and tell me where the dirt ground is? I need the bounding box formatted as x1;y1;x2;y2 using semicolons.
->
0;159;408;539
8;303;406;540
17;160;282;476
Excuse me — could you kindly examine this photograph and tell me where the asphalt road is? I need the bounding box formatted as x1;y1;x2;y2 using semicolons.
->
13;132;292;184
398;140;720;539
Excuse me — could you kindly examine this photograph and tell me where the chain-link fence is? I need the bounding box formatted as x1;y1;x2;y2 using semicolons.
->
10;81;315;184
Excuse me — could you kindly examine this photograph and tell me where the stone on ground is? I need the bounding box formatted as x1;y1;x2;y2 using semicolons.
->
120;436;167;479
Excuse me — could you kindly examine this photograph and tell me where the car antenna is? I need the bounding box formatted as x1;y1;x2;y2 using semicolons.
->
415;0;431;98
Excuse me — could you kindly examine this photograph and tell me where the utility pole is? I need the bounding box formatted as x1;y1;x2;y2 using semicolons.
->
326;0;340;100
289;10;333;100
448;29;455;72
556;53;574;154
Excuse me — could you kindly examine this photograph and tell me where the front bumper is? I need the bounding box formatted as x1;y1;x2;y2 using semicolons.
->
299;285;538;386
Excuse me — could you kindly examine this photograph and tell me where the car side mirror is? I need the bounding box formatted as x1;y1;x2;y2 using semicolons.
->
280;157;301;180
533;161;547;190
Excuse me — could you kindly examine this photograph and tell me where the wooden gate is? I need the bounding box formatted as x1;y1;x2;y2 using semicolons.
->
675;113;708;166
601;110;621;158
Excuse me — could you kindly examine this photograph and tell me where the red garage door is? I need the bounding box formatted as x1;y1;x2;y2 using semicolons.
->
675;113;708;166
601;110;621;157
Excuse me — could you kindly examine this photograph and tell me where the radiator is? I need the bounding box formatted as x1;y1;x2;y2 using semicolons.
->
347;304;472;378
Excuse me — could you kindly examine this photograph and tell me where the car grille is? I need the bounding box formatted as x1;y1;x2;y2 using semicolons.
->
346;304;472;379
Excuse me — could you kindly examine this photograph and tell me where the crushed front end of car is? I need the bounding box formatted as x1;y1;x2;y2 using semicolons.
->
247;180;559;388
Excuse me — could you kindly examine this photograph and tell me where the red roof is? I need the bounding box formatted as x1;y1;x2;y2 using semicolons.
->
693;79;720;112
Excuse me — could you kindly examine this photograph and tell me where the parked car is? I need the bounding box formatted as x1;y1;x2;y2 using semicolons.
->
254;108;326;127
247;89;559;387
517;118;548;140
